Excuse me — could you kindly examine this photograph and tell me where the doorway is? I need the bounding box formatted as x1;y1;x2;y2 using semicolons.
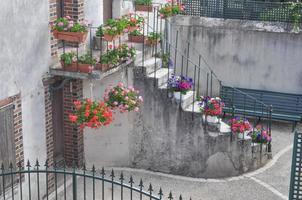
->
52;81;64;166
103;0;113;22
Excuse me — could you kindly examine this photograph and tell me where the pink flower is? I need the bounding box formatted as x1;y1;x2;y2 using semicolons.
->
58;22;64;27
118;82;124;87
113;101;118;106
66;16;71;20
125;96;129;101
134;107;139;112
138;96;144;102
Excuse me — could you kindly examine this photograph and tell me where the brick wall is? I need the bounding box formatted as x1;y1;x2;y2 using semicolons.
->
64;0;85;21
49;0;58;57
13;94;24;167
63;79;84;167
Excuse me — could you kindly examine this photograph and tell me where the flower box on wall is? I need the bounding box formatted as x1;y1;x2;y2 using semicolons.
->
128;35;145;43
103;34;119;42
61;62;93;73
53;30;88;43
135;4;153;12
145;39;160;46
95;63;113;72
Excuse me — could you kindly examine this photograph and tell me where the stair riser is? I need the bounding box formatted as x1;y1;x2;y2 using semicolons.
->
181;93;195;109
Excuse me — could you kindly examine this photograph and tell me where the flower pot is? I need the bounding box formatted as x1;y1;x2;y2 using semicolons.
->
53;30;88;43
60;62;93;73
77;63;94;73
135;4;153;12
95;63;112;71
93;36;107;51
128;35;145;43
173;92;181;101
238;131;251;140
145;39;160;46
60;61;77;72
206;115;219;124
128;26;139;32
103;34;119;42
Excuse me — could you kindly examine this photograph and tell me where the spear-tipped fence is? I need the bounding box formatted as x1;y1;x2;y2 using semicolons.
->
0;160;187;200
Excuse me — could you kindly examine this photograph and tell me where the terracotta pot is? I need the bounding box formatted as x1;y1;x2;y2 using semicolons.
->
135;4;153;12
145;38;160;46
60;61;93;73
103;34;119;42
128;35;145;43
53;30;88;43
95;63;112;71
128;26;139;32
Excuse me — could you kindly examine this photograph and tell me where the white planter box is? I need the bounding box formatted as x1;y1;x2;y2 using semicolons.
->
238;131;251;140
174;92;181;101
206;115;219;124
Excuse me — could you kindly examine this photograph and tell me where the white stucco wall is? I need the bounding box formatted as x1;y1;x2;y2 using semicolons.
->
0;0;51;164
85;0;104;26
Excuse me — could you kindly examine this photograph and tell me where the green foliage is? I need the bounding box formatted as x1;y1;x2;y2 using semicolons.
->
118;44;136;60
60;52;76;65
53;17;88;32
103;18;129;36
147;32;161;41
159;3;183;18
135;0;152;5
78;53;96;65
96;26;103;37
259;2;302;31
129;30;143;36
100;49;120;65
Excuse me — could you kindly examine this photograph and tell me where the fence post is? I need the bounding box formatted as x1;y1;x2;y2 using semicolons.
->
73;166;77;200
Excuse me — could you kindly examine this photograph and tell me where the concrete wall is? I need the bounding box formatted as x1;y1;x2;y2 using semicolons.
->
169;16;302;95
0;0;51;163
83;65;267;178
85;0;103;26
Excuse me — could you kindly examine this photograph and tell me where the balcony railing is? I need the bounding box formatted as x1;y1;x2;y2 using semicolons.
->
181;0;302;23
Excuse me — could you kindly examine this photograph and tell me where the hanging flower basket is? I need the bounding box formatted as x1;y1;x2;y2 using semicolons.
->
145;38;160;46
168;74;193;97
104;82;143;113
251;125;272;144
69;99;113;129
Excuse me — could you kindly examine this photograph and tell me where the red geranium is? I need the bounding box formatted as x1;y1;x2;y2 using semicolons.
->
69;99;113;129
230;117;251;133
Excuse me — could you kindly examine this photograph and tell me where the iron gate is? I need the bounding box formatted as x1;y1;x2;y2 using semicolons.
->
0;161;184;200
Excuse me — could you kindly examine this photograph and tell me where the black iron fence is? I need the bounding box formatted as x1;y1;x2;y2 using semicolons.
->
0;160;184;200
181;0;302;23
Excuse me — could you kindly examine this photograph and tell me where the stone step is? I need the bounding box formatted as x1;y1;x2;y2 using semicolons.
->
147;68;173;86
180;91;195;110
184;101;202;113
137;57;162;74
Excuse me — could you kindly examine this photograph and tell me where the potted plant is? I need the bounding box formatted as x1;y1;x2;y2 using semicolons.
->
104;82;143;113
60;52;96;73
95;47;120;71
117;44;136;62
124;14;144;32
93;25;106;51
135;0;153;12
167;74;193;100
230;117;252;139
159;1;185;18
103;18;129;41
69;99;113;129
251;125;272;144
52;16;88;43
199;96;224;124
128;30;145;43
145;32;161;46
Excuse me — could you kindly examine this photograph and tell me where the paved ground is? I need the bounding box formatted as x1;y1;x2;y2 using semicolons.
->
55;122;296;200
